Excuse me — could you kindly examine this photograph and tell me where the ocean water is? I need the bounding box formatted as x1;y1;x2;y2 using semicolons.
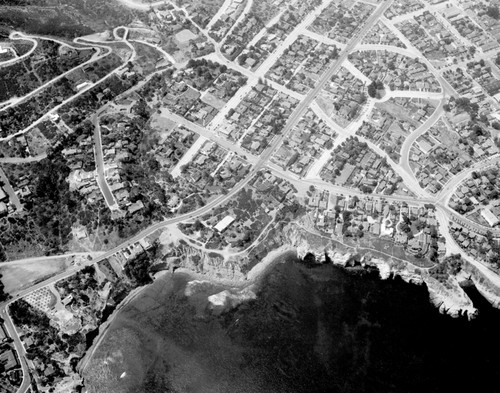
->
83;254;500;393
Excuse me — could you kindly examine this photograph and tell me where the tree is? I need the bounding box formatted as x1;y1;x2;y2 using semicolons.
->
238;53;247;65
367;81;377;98
124;254;153;286
487;5;500;19
193;219;204;231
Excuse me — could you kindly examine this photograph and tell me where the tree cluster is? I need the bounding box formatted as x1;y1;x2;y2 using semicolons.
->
487;5;500;20
367;80;384;98
429;254;462;283
124;253;153;286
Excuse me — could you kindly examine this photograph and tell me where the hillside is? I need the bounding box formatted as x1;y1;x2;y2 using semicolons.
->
0;0;146;38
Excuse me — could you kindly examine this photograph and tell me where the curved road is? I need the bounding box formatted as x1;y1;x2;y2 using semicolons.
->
8;1;500;392
0;33;37;68
91;115;119;210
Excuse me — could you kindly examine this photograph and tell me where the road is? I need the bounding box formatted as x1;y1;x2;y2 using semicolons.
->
0;154;47;164
0;166;22;211
163;110;259;165
434;206;500;288
220;0;254;47
0;28;136;144
205;0;234;31
0;32;109;111
302;28;346;49
436;155;500;205
269;163;436;205
242;1;393;178
0;252;100;268
1;171;256;303
0;0;391;333
0;2;395;383
0;169;256;393
206;0;330;131
0;54;128;143
306;98;429;198
7;1;500;391
399;97;445;179
0;33;37;68
91;115;120;210
115;0;173;10
2;305;31;393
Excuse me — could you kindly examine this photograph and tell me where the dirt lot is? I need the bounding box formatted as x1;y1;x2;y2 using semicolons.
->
0;256;70;293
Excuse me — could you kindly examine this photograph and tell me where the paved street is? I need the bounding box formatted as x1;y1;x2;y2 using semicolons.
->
7;1;500;391
91;115;120;210
0;166;22;211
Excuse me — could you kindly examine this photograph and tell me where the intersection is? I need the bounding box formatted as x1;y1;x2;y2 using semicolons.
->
4;0;500;391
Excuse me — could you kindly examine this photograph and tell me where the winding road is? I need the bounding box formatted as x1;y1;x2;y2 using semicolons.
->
5;1;500;392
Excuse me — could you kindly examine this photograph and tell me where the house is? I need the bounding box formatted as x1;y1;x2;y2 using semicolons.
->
308;195;320;207
0;202;7;216
61;294;73;306
0;349;18;371
23;336;34;348
0;187;6;201
128;200;144;215
0;325;7;342
44;365;55;377
407;237;422;254
139;237;153;251
76;81;92;91
213;215;235;232
481;208;499;227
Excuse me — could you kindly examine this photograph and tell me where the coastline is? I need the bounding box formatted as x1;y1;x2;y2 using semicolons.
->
80;245;298;385
78;280;154;375
79;240;494;387
175;244;298;287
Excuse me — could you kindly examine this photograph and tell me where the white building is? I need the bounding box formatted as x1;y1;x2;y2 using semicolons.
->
213;215;235;232
481;208;499;227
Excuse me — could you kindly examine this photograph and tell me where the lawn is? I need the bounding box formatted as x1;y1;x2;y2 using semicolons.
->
150;111;178;133
26;127;50;156
375;100;421;128
315;91;335;117
201;91;226;110
364;237;435;268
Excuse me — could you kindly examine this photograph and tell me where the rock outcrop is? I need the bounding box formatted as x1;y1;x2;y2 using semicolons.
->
207;287;257;314
283;223;478;319
168;220;500;319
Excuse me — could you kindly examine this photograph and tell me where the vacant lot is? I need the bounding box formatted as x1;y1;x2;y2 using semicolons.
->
0;256;69;293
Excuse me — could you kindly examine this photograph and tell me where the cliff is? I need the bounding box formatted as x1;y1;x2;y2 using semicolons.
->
462;260;500;308
282;223;478;319
163;221;499;319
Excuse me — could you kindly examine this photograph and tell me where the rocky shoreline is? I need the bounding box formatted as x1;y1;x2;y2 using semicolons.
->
286;223;480;319
82;220;500;387
177;222;500;320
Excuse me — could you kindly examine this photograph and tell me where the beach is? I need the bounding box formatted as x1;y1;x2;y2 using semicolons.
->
82;248;500;393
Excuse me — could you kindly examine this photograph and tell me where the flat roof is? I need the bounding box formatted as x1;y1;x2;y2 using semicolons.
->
213;215;235;232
